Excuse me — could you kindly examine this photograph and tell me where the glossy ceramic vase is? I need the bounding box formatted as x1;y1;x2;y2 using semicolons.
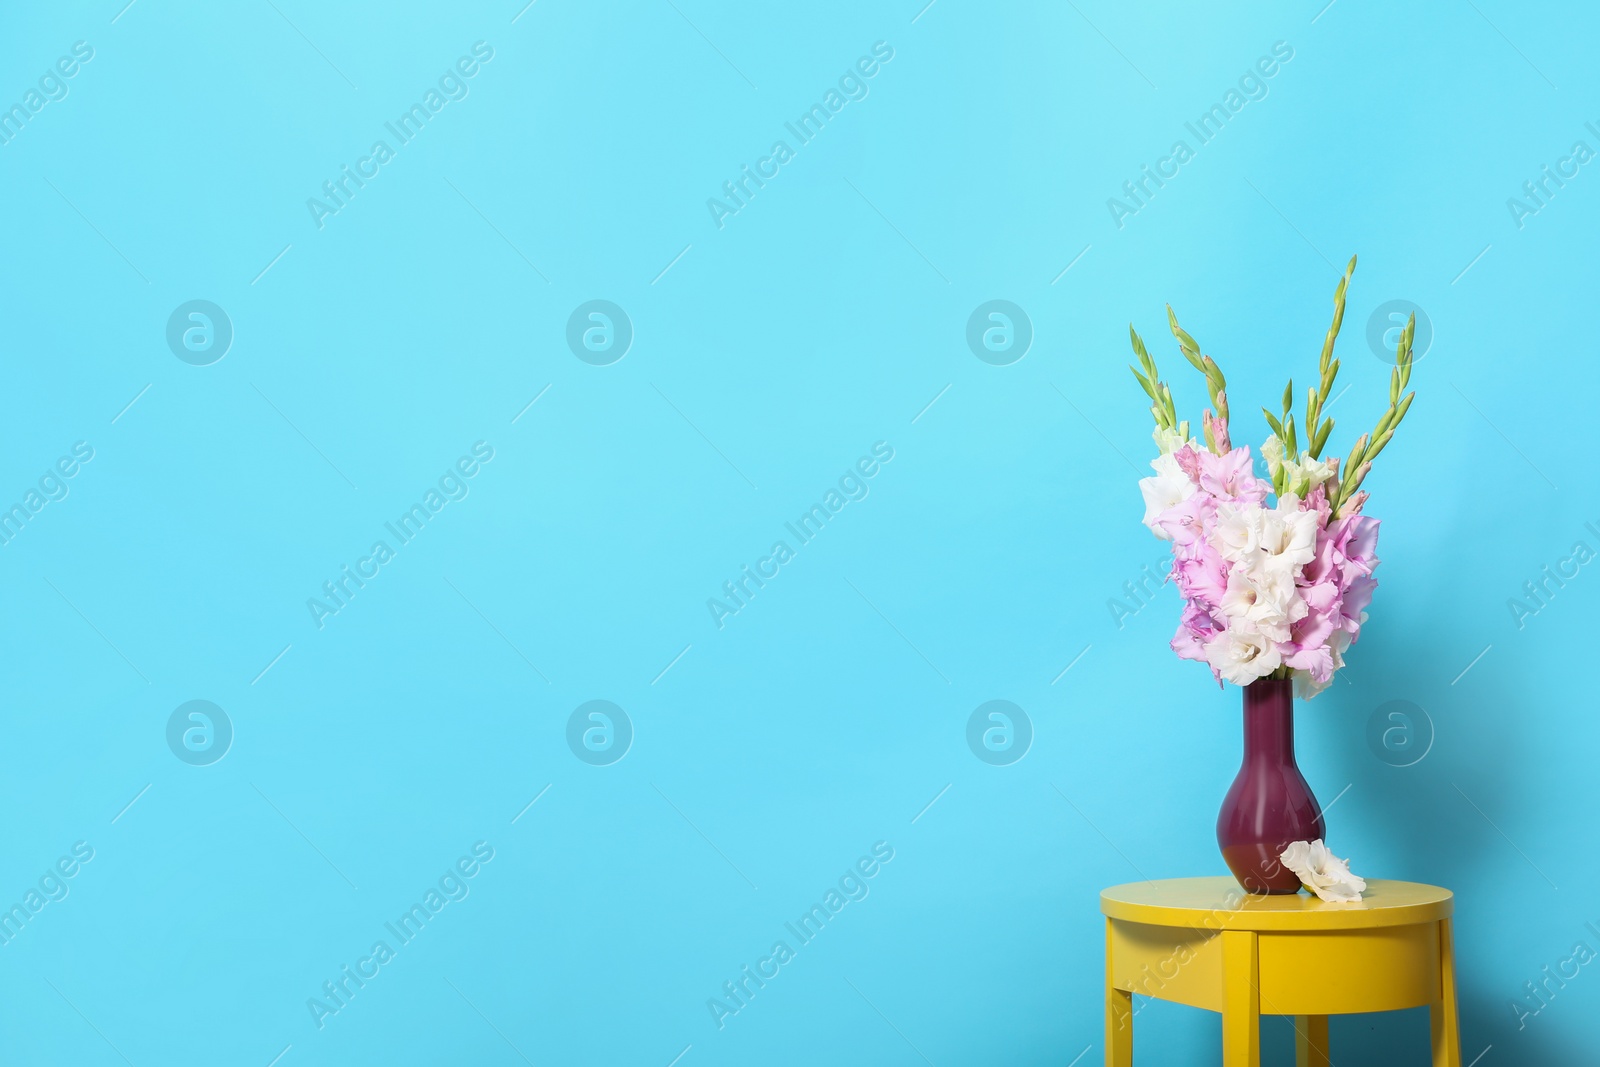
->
1216;676;1324;894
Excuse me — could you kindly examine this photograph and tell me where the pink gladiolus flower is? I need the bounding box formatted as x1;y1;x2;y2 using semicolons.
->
1283;643;1335;682
1156;494;1215;546
1173;545;1230;612
1302;485;1332;526
1198;446;1267;503
1300;534;1338;586
1336;575;1377;630
1173;444;1204;485
1337;516;1381;575
1172;603;1224;684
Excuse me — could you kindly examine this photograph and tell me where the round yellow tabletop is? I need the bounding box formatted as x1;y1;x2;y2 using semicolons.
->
1101;876;1453;931
1099;877;1462;1066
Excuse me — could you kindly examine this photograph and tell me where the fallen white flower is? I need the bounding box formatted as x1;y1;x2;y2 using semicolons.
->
1279;839;1367;902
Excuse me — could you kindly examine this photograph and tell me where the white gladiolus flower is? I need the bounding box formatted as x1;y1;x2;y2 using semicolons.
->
1292;672;1326;701
1218;570;1263;620
1220;565;1305;643
1256;495;1318;573
1283;455;1337;496
1153;426;1193;455
1217;570;1284;626
1261;435;1285;481
1252;564;1308;620
1213;502;1263;562
1329;628;1353;665
1279;840;1367;902
1139;453;1195;538
1202;624;1282;686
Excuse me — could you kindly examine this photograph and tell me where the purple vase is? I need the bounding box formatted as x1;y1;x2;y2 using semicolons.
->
1216;676;1324;894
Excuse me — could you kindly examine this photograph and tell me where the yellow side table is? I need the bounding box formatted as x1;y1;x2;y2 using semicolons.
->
1101;877;1460;1066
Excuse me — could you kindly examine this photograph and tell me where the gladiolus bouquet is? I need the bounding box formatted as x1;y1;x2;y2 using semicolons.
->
1129;257;1417;698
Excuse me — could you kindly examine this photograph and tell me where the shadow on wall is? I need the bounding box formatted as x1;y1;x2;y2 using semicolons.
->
1311;618;1572;1062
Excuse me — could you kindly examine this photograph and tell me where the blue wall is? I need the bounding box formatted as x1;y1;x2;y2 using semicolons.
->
0;1;1593;1063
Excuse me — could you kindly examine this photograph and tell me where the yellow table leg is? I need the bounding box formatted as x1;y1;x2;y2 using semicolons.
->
1431;918;1462;1066
1294;1015;1329;1067
1222;930;1260;1067
1106;919;1132;1067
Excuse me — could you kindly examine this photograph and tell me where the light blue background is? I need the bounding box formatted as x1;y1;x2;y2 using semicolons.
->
0;1;1594;1063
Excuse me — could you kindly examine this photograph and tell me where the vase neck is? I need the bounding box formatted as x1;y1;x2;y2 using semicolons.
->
1242;677;1296;763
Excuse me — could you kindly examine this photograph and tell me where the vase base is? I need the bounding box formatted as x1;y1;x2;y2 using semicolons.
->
1220;843;1304;894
